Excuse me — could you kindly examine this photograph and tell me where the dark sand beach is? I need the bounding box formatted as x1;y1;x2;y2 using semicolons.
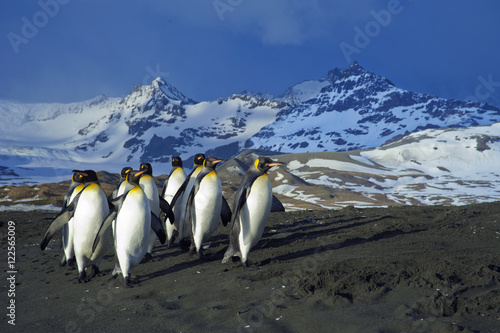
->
2;202;500;332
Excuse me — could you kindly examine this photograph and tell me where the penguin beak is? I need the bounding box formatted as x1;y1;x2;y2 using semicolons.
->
268;162;283;167
76;171;88;177
213;159;224;165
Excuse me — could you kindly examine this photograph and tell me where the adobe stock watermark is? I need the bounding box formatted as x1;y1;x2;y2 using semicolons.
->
142;64;170;85
465;74;500;103
7;0;71;54
236;236;338;332
64;278;124;333
213;0;244;21
6;221;17;326
340;0;413;64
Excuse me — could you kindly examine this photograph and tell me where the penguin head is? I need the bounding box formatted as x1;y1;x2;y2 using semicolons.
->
71;170;86;184
172;156;183;168
120;167;132;179
203;156;224;170
140;163;153;175
193;153;206;166
254;157;283;174
72;170;99;183
127;169;147;186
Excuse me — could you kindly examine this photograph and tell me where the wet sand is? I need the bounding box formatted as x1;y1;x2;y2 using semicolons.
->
1;202;500;332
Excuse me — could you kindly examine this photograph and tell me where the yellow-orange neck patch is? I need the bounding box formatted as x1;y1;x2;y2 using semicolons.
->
254;158;260;170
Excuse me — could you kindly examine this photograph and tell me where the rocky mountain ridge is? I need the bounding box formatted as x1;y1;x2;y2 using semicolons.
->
1;62;500;186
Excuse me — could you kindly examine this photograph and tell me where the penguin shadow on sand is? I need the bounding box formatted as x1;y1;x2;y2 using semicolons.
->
139;238;231;282
260;214;427;264
229;214;368;266
260;214;373;246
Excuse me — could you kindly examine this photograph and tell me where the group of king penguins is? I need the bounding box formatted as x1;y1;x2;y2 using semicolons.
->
40;153;283;287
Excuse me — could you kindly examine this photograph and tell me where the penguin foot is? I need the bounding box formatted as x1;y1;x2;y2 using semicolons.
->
188;247;197;256
243;261;260;271
123;276;140;287
179;238;191;251
168;231;178;247
78;271;89;283
141;252;153;263
123;276;134;288
90;265;100;278
198;250;214;260
67;257;77;269
108;273;119;282
60;256;76;269
222;249;234;264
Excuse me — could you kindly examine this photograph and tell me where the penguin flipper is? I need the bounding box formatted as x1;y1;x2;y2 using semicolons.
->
40;197;79;250
92;194;125;253
169;176;190;208
92;210;116;253
160;177;168;198
151;212;167;244
222;215;241;263
109;187;119;201
231;177;255;228
184;170;205;226
271;194;285;212
61;182;81;210
159;195;175;225
220;196;232;227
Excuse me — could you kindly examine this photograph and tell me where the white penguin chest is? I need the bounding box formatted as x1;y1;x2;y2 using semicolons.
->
72;184;109;253
116;188;151;238
73;184;109;230
139;176;159;215
195;172;221;208
164;170;187;202
240;175;272;247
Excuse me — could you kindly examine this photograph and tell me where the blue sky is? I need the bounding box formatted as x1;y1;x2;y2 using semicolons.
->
1;0;499;104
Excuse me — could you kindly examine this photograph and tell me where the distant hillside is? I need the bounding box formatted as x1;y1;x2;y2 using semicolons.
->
2;123;499;211
1;62;500;186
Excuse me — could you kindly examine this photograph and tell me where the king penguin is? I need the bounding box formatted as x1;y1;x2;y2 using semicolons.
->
160;156;187;246
41;170;111;282
110;167;133;199
108;167;134;240
184;156;230;258
139;163;161;261
93;169;167;287
170;153;206;250
60;171;86;268
222;157;283;269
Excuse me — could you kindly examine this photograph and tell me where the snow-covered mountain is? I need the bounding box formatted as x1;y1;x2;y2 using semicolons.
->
3;123;500;211
222;122;500;210
0;77;286;183
1;62;500;185
279;67;343;106
247;62;500;153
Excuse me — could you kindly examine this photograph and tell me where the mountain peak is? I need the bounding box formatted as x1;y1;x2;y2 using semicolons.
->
153;76;164;84
343;60;366;76
150;77;196;105
340;61;395;87
326;67;343;83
